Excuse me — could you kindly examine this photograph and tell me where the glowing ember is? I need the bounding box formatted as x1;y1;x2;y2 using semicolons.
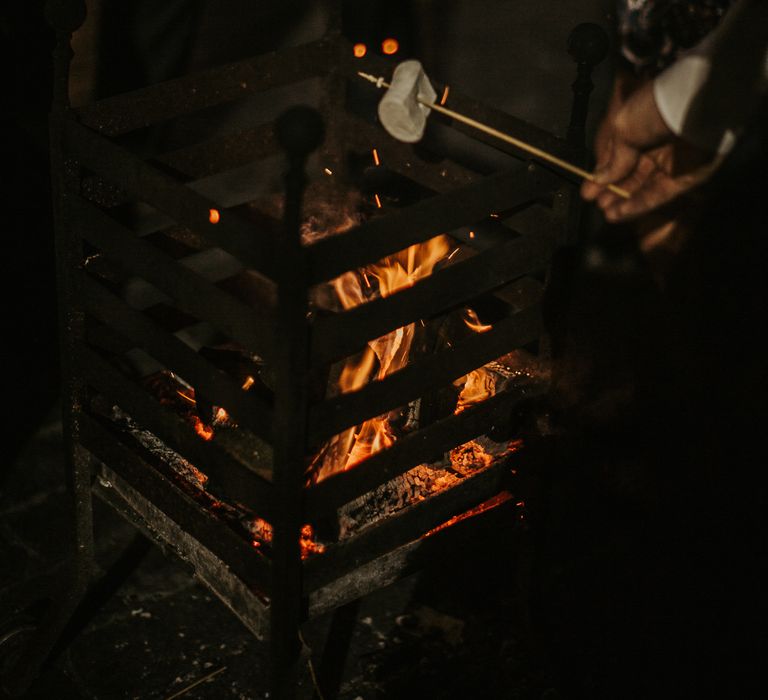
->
381;37;399;55
353;43;367;58
250;519;324;559
209;208;220;224
372;148;380;166
193;418;215;441
250;517;272;549
300;524;325;557
374;193;382;208
450;439;495;470
451;438;522;475
424;491;514;538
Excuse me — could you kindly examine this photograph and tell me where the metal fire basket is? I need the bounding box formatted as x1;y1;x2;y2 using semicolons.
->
2;2;607;697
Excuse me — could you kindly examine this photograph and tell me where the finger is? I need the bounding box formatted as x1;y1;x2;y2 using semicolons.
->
593;140;640;185
581;131;616;201
593;124;614;170
593;153;654;211
604;175;682;222
597;189;620;211
632;153;658;182
581;179;603;201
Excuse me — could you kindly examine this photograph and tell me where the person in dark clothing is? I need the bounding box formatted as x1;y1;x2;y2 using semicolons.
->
533;2;766;697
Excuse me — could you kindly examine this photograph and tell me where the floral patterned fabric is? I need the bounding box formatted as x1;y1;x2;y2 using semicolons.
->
618;0;732;75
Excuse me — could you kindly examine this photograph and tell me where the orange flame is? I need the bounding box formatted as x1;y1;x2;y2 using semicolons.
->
463;308;492;333
250;519;324;559
314;234;450;480
455;309;495;413
209;208;220;224
455;369;496;413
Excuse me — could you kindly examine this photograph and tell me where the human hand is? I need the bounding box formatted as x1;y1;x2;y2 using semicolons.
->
582;80;719;222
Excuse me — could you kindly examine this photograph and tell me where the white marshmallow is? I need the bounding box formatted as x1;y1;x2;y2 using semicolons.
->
377;60;437;143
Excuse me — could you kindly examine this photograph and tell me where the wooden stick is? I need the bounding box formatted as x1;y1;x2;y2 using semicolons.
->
164;666;227;700
358;71;630;200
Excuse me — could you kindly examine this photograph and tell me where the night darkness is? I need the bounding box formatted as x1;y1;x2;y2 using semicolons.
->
1;2;766;699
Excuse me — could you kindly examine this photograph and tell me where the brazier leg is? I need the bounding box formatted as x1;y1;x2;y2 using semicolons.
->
316;599;362;700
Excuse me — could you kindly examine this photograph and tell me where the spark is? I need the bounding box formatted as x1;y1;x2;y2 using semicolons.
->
208;208;220;224
324;167;333;176
440;85;450;105
447;247;460;261
469;230;475;239
374;193;382;208
372;148;380;166
214;407;228;422
353;43;367;58
176;389;195;405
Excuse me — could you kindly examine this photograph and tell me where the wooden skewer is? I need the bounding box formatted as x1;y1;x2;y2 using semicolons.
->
358;71;630;200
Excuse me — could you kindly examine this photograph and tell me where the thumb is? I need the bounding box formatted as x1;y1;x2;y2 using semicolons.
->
594;139;639;185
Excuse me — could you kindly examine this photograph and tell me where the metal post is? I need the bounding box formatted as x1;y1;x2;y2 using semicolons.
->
270;106;325;700
566;22;609;161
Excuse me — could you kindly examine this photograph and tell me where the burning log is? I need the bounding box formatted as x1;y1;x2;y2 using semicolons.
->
335;434;518;540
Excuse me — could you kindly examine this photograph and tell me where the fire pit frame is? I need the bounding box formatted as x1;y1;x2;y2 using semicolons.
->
2;2;606;698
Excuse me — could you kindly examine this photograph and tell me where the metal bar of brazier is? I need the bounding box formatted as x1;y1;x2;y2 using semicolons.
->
74;198;277;360
310;228;553;365
1;3;607;698
309;307;544;443
75;39;334;137
77;346;275;511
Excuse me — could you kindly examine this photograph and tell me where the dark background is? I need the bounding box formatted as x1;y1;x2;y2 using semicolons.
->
1;1;764;698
